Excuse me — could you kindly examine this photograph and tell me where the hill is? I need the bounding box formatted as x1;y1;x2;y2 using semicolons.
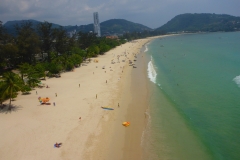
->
3;19;152;36
100;19;152;35
3;19;62;35
64;19;152;36
156;13;240;32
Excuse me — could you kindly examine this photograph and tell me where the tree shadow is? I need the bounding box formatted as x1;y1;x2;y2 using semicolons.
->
0;104;23;114
22;92;31;95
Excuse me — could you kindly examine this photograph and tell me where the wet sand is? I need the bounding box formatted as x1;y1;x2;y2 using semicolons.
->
0;36;164;160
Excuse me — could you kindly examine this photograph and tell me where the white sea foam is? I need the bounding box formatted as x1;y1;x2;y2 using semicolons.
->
233;75;240;87
147;59;157;84
144;42;150;52
144;46;148;52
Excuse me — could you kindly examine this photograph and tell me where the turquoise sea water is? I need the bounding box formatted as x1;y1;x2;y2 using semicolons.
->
143;32;240;160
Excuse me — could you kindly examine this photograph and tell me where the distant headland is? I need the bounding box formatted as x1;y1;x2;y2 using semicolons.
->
2;13;240;36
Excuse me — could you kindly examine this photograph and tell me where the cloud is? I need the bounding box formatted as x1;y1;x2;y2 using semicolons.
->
0;0;240;28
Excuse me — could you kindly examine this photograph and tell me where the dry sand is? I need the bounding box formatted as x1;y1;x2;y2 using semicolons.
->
0;36;163;160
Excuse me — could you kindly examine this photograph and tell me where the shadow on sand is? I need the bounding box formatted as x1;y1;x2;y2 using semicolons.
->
0;104;23;114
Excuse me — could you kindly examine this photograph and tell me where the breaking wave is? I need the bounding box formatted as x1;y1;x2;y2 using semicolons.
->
147;59;157;84
144;46;149;52
144;42;150;52
233;75;240;87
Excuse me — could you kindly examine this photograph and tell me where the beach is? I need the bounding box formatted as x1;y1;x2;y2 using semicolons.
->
0;37;158;160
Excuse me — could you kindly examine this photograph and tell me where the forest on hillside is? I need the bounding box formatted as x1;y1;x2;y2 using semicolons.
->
156;13;240;32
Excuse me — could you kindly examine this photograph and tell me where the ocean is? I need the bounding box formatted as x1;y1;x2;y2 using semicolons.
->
143;32;240;160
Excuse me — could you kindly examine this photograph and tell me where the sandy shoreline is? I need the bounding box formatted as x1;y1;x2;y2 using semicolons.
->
0;36;163;160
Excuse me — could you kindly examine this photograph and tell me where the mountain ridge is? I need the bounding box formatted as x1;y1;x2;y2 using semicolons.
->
156;13;240;32
3;13;240;36
3;19;152;36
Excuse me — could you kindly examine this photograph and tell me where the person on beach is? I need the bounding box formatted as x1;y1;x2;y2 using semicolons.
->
55;143;59;148
36;91;37;95
55;93;57;97
79;84;80;87
55;143;62;148
53;102;55;106
79;117;81;120
96;94;97;99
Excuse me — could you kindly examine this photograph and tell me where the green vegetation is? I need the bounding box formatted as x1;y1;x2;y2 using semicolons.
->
0;21;126;105
2;13;238;105
3;19;152;36
122;30;166;41
0;72;24;108
156;13;240;32
100;19;152;35
3;14;240;37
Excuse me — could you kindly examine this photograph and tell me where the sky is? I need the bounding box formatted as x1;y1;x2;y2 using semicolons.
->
0;0;240;29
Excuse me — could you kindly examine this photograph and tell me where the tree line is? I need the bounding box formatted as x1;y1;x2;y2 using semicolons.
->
0;21;126;107
0;21;166;108
122;30;167;41
156;13;240;32
0;21;127;71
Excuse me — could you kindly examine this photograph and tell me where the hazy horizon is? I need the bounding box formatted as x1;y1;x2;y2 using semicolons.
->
1;0;240;28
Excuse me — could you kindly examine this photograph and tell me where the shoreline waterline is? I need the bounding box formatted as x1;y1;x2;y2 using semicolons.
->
101;37;171;160
144;32;240;160
104;39;154;160
0;35;175;160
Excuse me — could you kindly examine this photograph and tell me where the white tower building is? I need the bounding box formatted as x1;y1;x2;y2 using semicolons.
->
93;12;101;37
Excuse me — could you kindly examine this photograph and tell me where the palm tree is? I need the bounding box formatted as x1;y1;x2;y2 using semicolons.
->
0;81;5;107
18;63;32;80
1;72;23;107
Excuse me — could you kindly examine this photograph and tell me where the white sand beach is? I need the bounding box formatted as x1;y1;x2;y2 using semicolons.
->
0;36;165;160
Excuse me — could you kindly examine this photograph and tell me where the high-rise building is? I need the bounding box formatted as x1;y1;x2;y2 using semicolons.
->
93;12;101;37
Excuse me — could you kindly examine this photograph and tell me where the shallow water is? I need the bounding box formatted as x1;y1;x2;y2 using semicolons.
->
143;32;240;160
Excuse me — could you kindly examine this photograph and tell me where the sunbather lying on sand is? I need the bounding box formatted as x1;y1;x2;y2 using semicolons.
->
54;143;62;148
